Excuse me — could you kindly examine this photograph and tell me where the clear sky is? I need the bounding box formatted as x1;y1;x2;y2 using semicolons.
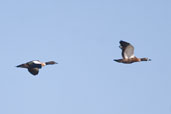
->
0;0;170;114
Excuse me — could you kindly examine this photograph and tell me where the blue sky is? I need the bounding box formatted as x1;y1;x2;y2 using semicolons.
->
0;0;170;114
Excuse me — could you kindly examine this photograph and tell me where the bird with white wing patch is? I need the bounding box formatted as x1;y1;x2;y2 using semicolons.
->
16;60;57;75
114;40;151;64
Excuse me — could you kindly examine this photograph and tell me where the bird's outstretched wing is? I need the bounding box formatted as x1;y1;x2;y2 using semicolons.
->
119;40;134;59
28;68;39;75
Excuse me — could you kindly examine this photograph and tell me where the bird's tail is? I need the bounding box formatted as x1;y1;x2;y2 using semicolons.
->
16;64;28;68
113;59;122;63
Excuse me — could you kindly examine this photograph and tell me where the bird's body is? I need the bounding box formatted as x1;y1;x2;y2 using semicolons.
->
16;60;57;75
114;40;151;64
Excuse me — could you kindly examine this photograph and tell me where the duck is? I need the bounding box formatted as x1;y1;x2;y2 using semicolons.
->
16;60;57;75
114;40;151;64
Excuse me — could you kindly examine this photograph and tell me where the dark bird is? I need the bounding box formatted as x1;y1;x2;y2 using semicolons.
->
16;60;57;75
114;40;151;64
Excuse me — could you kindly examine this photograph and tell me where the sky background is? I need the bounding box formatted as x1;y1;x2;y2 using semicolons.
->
0;0;171;114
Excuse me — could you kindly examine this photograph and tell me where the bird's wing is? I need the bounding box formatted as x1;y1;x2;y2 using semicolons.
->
27;60;42;68
123;45;134;59
119;41;135;59
28;68;39;75
32;60;41;64
119;40;130;49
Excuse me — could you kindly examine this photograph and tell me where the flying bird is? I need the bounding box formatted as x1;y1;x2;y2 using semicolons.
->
16;60;57;75
114;40;151;64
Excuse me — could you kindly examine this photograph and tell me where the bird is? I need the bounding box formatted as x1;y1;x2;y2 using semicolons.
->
114;40;151;64
16;60;57;75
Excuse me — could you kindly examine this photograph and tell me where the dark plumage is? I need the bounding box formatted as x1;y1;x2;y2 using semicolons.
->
16;60;57;75
114;40;151;64
28;68;39;75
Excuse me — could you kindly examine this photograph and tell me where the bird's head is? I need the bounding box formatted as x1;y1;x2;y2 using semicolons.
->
45;61;58;65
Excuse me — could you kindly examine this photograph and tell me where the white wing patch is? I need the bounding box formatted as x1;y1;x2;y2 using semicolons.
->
32;60;41;64
123;45;134;59
124;53;129;59
129;55;135;58
124;53;135;59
